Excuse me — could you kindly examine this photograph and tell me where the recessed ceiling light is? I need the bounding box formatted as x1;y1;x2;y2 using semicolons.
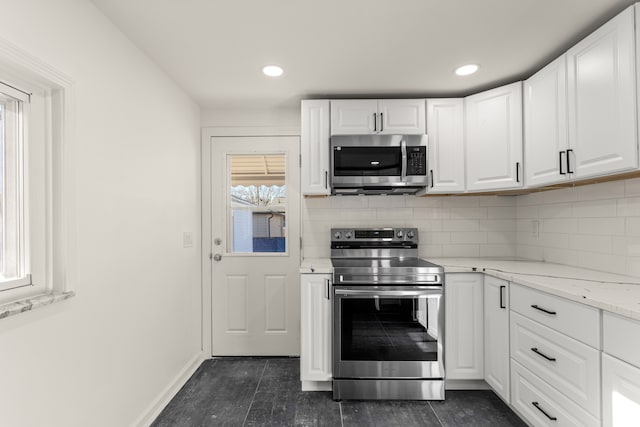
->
262;65;284;77
455;64;479;76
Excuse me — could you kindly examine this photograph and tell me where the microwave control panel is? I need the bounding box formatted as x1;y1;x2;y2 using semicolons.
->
406;146;426;176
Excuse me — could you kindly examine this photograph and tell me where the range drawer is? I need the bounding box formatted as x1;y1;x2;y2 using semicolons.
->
510;311;600;418
603;312;640;368
511;359;600;427
510;283;600;348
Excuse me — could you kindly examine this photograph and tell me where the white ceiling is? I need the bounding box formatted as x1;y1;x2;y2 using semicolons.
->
90;0;637;109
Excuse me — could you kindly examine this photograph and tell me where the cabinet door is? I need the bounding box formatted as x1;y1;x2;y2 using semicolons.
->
378;99;426;135
300;274;332;381
524;56;570;187
301;100;330;195
426;99;465;193
465;82;523;191
603;353;640;427
567;6;638;179
484;276;510;403
330;100;377;135
445;273;484;379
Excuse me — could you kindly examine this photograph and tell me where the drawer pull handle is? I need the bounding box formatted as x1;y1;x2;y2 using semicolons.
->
532;401;557;421
531;304;556;315
531;347;556;362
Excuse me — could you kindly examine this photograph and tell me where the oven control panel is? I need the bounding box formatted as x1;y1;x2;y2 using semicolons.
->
331;227;418;242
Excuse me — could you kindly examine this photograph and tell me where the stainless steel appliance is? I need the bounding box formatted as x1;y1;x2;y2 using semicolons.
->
330;135;428;195
331;227;445;400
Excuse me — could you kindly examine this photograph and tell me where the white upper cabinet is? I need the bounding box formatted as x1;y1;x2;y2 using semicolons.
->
465;82;523;191
426;99;465;193
301;100;331;196
330;99;425;135
566;5;638;179
524;56;570;187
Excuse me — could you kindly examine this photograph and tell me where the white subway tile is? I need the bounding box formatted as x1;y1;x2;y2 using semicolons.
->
517;205;539;219
487;206;517;219
627;217;640;236
450;231;488;244
612;236;640;257
541;218;578;234
376;208;413;220
542;187;578;204
415;220;443;232
405;197;443;208
625;178;640;197
568;234;612;253
626;257;640;278
442;244;480;257
480;219;517;232
479;196;517;207
575;181;625;201
413;207;450;219
480;244;515;257
517;245;544;260
544;247;579;266
450;207;488;219
541;232;569;249
442;219;480;232
617;197;640;217
517;231;540;246
442;197;480;208
488;231;517;245
420;245;444;258
572;200;617;218
368;196;407;208
303;197;332;209
330;196;369;209
578;217;625;235
517;191;546;206
539;203;573;218
425;232;451;244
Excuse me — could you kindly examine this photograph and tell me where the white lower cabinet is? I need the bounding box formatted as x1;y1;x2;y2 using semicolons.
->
484;276;510;402
602;354;640;427
445;273;484;379
300;273;332;390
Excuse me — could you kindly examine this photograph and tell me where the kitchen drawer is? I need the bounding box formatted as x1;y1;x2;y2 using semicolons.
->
511;359;600;427
603;312;640;368
510;283;600;348
510;311;600;418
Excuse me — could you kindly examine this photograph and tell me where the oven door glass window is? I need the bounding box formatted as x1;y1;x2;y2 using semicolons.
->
339;295;440;362
333;147;402;176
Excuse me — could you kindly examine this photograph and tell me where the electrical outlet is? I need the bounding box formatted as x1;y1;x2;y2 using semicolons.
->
183;232;194;248
531;220;540;238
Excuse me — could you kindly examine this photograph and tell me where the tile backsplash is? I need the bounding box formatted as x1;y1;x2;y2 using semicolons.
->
516;178;640;277
302;177;640;278
302;194;517;259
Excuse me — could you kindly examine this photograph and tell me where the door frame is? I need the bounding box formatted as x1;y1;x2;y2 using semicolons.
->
201;126;299;357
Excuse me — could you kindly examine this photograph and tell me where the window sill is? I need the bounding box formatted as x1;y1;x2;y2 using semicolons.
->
0;291;75;320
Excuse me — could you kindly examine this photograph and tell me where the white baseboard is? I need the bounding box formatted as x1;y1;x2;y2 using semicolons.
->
301;380;332;391
133;351;207;427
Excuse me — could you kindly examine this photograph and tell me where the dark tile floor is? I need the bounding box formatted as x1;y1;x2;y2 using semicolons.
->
152;358;527;427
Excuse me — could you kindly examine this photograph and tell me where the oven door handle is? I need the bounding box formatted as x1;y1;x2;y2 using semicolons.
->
334;288;442;297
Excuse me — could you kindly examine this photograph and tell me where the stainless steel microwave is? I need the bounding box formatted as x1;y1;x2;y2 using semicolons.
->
330;134;428;195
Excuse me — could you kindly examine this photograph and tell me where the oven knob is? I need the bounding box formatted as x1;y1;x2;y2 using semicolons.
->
396;230;403;238
407;231;415;239
345;231;353;239
334;231;342;239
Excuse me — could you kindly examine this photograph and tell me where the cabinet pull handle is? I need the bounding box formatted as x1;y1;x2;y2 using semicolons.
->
324;171;328;189
373;113;377;132
559;151;566;175
516;162;520;183
531;347;556;362
430;170;434;188
325;279;331;300
566;148;574;173
380;113;383;132
499;285;506;309
531;402;557;421
531;304;556;315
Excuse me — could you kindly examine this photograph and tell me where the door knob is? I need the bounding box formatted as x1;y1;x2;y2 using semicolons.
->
213;254;222;261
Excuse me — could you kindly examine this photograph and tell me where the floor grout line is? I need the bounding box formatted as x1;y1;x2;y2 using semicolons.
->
241;359;269;427
427;400;445;427
339;400;345;427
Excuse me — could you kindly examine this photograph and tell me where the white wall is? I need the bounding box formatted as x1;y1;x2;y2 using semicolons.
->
201;107;300;129
517;179;640;277
0;1;201;426
303;195;517;259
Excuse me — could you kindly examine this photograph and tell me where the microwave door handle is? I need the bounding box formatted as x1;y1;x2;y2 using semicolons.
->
401;140;407;181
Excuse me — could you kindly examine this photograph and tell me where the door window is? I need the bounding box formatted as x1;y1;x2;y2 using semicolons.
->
228;154;287;253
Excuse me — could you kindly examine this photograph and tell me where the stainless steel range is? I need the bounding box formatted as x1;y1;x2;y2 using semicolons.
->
331;227;445;400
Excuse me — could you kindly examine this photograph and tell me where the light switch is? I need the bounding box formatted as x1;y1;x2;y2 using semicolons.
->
183;232;194;248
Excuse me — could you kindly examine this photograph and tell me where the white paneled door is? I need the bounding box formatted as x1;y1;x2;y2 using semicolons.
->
210;136;300;355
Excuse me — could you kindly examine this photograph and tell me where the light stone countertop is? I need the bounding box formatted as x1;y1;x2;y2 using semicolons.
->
300;257;640;321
